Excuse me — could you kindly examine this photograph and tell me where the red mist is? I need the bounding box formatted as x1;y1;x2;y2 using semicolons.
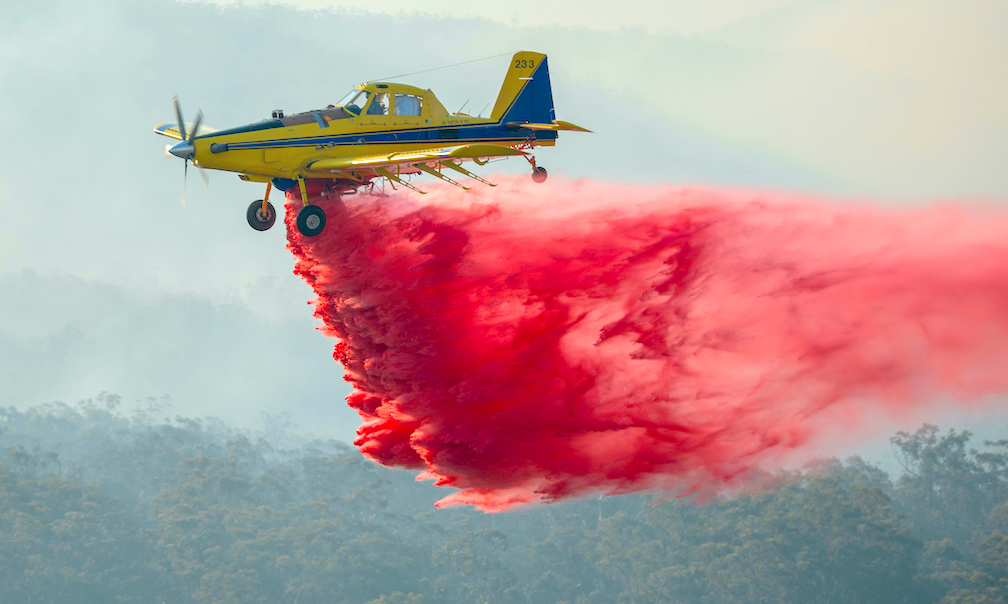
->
285;177;1008;511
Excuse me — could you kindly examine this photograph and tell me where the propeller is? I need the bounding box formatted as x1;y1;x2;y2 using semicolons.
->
173;95;187;142
168;96;208;205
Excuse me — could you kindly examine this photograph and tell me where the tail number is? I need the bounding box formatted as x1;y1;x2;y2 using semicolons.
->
515;59;535;69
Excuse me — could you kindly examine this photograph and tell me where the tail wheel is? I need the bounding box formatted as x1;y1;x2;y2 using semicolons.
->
296;205;326;237
531;166;548;183
247;200;276;231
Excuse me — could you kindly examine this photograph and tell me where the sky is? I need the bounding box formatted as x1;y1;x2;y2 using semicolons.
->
1;0;1006;451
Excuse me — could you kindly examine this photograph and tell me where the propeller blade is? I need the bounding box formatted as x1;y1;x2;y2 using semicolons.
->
164;143;172;158
188;109;203;144
196;163;208;186
172;96;187;142
183;159;188;206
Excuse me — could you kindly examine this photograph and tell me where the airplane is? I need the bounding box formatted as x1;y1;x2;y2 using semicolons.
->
154;51;589;237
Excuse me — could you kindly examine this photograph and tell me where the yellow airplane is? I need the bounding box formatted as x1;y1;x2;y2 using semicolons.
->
154;51;589;237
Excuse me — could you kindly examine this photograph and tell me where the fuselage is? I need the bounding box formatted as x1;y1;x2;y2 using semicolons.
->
173;81;557;184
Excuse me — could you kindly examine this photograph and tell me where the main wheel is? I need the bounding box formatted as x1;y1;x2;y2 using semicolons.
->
247;200;276;231
296;205;326;237
531;166;548;183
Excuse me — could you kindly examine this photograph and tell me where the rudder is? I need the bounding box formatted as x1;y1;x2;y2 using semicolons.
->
490;51;555;124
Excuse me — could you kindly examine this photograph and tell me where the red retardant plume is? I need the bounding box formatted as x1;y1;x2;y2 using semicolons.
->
285;177;1008;511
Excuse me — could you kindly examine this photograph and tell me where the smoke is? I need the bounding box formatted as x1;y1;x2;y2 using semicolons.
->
285;177;1008;511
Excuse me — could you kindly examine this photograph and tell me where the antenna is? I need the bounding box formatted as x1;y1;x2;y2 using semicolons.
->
373;51;514;82
477;102;490;118
456;99;470;115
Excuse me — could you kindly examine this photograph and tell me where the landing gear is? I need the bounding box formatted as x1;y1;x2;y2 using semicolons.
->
526;154;547;183
296;205;326;237
247;200;276;231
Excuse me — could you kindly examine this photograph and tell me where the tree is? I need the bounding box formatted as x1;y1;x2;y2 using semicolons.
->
892;425;1008;546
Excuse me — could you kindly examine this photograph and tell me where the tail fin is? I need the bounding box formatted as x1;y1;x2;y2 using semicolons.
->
490;51;555;124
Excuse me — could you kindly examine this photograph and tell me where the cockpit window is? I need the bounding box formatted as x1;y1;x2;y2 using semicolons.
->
337;90;358;106
366;92;389;116
394;94;423;117
342;90;370;115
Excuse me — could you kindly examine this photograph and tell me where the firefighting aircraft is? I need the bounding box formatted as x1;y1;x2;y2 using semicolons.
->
154;51;589;237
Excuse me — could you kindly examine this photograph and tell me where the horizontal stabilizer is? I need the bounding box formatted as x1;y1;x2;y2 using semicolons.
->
505;120;592;133
554;120;592;132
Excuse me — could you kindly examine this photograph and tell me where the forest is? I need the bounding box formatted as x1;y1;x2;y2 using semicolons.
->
2;394;1008;603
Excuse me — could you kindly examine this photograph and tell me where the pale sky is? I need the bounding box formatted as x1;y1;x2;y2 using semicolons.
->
1;0;1006;447
199;0;800;34
197;0;1008;199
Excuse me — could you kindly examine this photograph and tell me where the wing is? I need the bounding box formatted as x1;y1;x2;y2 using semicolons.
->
306;143;526;172
153;123;219;140
153;123;184;140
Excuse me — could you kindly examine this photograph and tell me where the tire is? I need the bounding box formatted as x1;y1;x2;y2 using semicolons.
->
296;205;326;237
531;166;548;183
247;200;276;231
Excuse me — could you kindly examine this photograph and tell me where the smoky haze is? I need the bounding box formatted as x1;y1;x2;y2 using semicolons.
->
0;0;841;435
1;0;1006;446
3;1;1008;601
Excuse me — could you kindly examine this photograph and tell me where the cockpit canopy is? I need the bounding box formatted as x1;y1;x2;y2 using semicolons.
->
337;83;444;118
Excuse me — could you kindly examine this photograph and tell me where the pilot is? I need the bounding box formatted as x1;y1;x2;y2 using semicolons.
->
366;93;388;116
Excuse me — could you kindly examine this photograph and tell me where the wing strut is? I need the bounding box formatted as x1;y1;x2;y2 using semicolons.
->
374;167;426;194
415;164;469;190
439;161;497;187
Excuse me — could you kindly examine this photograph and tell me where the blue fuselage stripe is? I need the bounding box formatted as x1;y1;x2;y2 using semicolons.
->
222;123;556;151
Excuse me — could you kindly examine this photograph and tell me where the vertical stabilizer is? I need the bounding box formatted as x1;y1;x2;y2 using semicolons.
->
490;51;554;124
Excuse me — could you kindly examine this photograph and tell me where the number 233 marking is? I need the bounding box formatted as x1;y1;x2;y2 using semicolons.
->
514;59;535;69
